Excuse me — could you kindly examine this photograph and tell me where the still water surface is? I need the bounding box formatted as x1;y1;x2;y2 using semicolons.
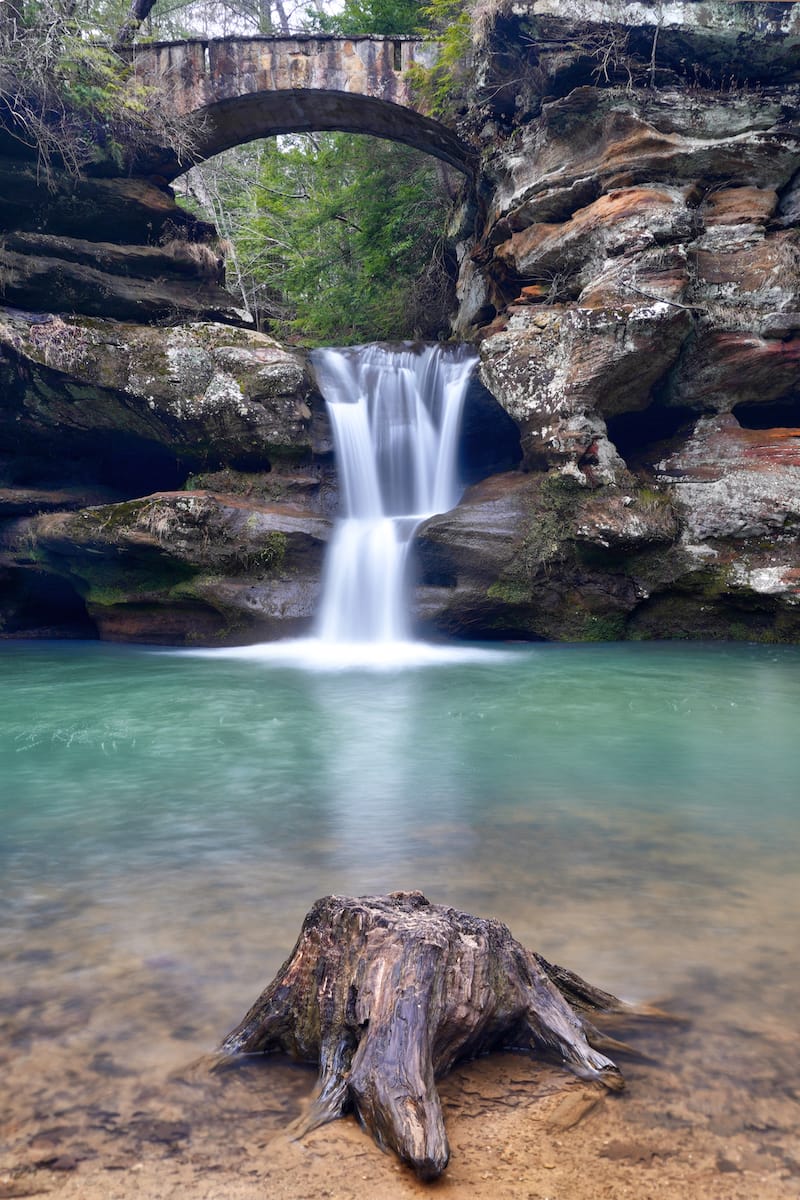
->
1;639;798;1175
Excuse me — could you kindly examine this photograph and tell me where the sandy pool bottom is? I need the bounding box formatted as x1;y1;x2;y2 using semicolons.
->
2;855;798;1200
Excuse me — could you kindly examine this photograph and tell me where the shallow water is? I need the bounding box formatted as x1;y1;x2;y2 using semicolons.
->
1;639;799;1182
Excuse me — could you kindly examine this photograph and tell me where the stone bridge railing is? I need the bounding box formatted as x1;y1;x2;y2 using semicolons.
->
132;35;476;177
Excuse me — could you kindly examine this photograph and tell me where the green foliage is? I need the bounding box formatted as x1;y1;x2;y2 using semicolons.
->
577;612;627;642
0;1;197;176
406;0;472;118
184;133;454;344
235;529;288;573
309;0;474;117
486;579;530;605
311;0;423;35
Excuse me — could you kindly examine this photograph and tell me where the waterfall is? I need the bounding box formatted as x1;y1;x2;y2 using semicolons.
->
312;343;476;645
184;342;507;667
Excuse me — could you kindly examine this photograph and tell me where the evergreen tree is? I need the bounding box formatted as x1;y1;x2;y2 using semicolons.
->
183;133;455;343
313;0;423;36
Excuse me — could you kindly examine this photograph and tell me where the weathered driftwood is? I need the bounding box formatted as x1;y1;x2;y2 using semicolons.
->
218;891;635;1179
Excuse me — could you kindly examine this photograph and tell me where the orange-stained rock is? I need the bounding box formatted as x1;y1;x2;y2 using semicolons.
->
701;187;777;226
490;89;797;229
656;414;800;544
690;229;800;306
669;333;800;411
494;186;694;283
658;414;800;478
578;247;692;309
518;284;551;301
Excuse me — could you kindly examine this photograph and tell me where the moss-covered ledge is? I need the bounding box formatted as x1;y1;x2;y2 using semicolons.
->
5;491;332;644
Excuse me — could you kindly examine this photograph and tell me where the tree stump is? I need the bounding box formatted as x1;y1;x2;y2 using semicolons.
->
218;891;637;1180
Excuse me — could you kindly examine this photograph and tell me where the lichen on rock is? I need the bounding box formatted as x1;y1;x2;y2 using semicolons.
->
0;310;324;471
430;0;800;643
4;0;800;645
5;490;331;645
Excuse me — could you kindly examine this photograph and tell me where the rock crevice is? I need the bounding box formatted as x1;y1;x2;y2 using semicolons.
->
2;0;800;644
422;0;800;643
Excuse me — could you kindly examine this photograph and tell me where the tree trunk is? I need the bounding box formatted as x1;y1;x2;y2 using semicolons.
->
218;891;642;1180
113;0;159;50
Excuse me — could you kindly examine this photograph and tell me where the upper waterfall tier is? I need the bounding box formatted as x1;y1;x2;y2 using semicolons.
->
312;344;476;644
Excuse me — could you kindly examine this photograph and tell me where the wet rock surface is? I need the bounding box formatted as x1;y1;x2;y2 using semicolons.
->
4;491;331;644
434;0;800;643
0;309;335;642
414;471;681;641
3;0;800;644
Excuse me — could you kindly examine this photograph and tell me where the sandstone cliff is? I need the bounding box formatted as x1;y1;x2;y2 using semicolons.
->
2;0;799;645
0;313;335;641
415;0;800;642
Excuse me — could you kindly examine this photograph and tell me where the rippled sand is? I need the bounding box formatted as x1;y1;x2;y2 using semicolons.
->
3;642;799;1198
2;815;798;1200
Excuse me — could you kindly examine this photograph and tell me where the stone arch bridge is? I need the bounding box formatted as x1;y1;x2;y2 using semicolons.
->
132;35;475;178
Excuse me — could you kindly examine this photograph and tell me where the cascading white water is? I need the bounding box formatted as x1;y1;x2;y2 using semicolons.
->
185;342;506;667
312;343;477;644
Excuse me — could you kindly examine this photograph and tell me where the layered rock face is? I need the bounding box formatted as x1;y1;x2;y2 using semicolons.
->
416;0;800;642
0;155;241;323
0;313;335;642
3;0;800;646
1;16;322;644
0;307;514;642
14;491;331;643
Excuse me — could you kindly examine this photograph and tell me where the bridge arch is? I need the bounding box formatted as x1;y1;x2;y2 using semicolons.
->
133;36;476;178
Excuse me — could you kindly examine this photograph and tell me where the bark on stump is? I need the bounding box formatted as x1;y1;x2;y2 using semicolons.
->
218;890;635;1180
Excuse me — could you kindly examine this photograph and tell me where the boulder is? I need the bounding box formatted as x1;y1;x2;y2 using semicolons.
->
413;471;676;641
493;186;698;298
5;490;331;644
484;88;798;236
0;309;324;481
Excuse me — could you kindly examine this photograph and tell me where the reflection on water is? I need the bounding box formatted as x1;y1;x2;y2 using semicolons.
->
2;639;800;949
1;639;799;1183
